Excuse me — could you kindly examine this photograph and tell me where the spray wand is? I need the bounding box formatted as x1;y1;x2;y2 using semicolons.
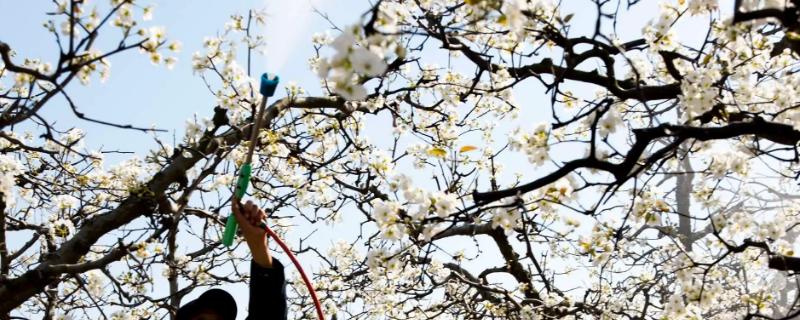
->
222;73;326;320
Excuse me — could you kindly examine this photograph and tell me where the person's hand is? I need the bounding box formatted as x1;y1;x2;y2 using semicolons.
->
232;200;273;268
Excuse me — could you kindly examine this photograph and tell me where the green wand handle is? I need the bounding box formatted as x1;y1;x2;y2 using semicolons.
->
222;163;252;246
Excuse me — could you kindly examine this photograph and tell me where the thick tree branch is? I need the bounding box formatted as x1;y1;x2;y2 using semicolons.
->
422;19;681;102
474;118;800;204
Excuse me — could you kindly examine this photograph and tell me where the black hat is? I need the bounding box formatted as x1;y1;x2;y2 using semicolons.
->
176;289;237;320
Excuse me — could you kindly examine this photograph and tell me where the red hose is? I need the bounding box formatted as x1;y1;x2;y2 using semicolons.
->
261;223;325;320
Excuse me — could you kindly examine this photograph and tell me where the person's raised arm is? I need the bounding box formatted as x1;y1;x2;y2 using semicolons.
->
232;200;288;320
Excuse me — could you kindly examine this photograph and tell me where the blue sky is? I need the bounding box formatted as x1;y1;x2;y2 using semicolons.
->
0;0;359;159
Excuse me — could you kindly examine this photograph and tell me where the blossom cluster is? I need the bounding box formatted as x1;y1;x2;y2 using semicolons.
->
0;154;23;207
509;123;550;166
315;25;391;100
370;174;460;242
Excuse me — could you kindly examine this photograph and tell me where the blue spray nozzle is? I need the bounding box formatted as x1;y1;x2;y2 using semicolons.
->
260;73;280;97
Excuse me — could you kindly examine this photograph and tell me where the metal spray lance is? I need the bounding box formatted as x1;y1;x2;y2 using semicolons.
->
222;73;279;246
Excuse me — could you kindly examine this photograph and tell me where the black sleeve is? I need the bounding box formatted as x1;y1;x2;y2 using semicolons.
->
246;258;288;320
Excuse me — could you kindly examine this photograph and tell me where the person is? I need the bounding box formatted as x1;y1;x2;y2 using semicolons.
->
176;200;288;320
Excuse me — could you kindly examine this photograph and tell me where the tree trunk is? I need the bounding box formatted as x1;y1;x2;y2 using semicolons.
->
676;156;694;251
